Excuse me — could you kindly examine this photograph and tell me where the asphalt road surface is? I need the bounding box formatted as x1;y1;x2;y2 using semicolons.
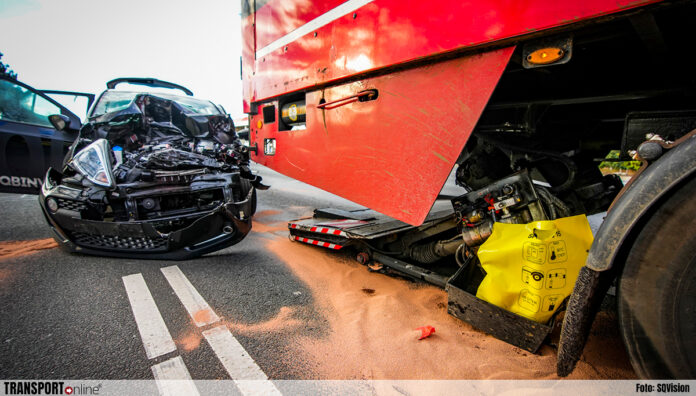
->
0;164;369;380
0;164;634;384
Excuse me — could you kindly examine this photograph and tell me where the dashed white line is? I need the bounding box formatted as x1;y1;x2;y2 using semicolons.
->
122;273;177;359
160;265;220;327
147;265;280;394
151;356;200;396
203;325;282;396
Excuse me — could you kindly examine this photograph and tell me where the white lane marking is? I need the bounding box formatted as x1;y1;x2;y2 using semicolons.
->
255;0;375;58
203;325;282;396
161;265;278;394
151;356;200;396
160;265;220;327
122;273;177;359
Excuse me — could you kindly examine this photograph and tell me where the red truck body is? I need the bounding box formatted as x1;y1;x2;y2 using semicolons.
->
242;0;662;225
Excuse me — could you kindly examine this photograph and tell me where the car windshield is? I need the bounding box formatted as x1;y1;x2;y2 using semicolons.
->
91;91;221;117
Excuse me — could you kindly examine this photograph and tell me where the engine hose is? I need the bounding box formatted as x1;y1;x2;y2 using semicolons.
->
538;187;571;219
542;189;558;219
552;195;571;217
474;134;578;191
409;236;464;264
409;243;441;264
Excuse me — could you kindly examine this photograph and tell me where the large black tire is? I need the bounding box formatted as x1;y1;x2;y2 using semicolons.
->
240;177;257;216
618;175;696;379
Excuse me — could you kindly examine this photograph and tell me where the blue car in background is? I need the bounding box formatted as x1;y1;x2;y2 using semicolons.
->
0;74;93;194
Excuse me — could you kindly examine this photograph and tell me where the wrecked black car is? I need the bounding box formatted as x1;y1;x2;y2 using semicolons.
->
39;78;267;259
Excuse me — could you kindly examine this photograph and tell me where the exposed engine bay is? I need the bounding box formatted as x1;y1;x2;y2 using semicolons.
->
356;158;620;270
40;92;267;259
451;144;621;243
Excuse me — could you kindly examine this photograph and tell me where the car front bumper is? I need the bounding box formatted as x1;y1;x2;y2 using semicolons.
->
39;169;253;260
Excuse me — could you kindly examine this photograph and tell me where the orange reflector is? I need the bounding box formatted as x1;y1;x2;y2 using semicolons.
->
527;47;565;65
257;120;263;129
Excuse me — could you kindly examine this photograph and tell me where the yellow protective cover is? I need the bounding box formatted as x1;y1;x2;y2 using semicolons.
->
475;215;594;323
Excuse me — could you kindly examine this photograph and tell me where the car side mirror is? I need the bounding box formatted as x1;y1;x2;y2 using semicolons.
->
48;114;72;131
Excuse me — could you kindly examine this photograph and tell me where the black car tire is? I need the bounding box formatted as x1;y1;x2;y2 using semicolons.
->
240;177;257;216
618;175;696;379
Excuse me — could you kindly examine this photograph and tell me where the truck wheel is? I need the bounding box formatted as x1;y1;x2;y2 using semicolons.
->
240;178;257;216
618;175;696;379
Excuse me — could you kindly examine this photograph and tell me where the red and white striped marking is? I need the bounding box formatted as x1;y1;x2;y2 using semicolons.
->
292;235;343;250
289;223;349;237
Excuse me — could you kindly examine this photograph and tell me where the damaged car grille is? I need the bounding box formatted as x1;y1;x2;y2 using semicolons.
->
57;198;87;212
134;188;225;220
71;232;168;251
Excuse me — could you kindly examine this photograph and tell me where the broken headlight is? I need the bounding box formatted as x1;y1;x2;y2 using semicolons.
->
71;138;115;188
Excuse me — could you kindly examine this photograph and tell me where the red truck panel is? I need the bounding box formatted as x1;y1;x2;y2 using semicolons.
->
244;0;663;225
245;0;662;102
255;0;347;50
251;47;514;225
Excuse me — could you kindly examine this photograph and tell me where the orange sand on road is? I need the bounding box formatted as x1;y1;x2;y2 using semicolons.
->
177;331;202;352
0;238;58;261
193;309;214;325
252;209;292;233
265;237;636;379
226;306;303;334
253;210;283;221
252;222;289;234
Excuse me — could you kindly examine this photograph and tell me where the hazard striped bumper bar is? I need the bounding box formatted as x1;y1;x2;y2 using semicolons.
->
291;235;344;250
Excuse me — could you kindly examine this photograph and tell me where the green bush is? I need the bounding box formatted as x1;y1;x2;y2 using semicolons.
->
599;150;641;172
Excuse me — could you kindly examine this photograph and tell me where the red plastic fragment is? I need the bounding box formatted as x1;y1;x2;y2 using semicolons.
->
416;325;436;340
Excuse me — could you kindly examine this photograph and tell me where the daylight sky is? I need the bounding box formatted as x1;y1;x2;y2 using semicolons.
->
1;0;244;120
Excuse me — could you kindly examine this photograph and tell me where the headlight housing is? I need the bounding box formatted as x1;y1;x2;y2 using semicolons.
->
71;139;115;188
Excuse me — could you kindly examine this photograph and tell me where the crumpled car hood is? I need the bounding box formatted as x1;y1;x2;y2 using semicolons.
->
66;92;260;187
88;93;234;146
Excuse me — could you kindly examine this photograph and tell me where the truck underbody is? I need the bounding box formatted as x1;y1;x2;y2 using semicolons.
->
244;0;696;378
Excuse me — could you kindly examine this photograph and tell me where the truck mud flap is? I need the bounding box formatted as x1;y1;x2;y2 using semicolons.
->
446;265;552;353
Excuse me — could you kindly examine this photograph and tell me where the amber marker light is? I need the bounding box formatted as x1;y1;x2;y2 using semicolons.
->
257;120;264;129
527;47;565;65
